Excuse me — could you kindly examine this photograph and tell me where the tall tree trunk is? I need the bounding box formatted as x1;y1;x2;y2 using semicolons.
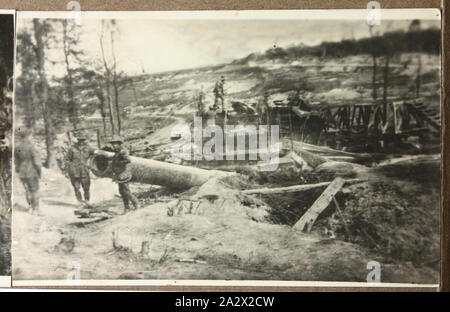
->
368;26;378;101
100;22;116;136
372;55;377;100
33;19;56;169
416;54;422;98
110;29;121;135
113;79;121;135
382;55;390;124
62;21;78;130
96;88;107;134
24;84;37;128
106;84;116;136
0;108;11;212
0;82;11;276
43;111;56;168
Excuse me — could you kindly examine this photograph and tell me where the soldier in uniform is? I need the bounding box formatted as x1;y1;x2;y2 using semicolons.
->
213;76;225;112
197;86;205;117
109;135;140;214
65;132;95;204
257;91;270;125
14;129;42;215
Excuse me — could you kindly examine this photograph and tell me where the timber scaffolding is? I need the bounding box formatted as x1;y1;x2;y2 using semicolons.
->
209;97;440;152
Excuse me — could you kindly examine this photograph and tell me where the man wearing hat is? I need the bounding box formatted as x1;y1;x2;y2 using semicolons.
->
65;132;95;204
213;75;226;112
14;128;42;215
109;135;140;213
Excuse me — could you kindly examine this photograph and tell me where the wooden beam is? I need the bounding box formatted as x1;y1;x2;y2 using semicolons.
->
286;139;383;163
324;156;356;162
242;178;361;195
242;181;331;195
293;177;345;232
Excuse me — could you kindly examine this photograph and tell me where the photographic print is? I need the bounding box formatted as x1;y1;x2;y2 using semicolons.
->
12;10;441;286
0;10;14;287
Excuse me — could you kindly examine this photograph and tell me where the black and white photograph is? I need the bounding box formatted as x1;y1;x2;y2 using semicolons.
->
0;10;14;287
12;10;441;286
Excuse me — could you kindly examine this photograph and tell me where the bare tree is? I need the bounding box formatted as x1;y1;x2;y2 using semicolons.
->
382;54;390;123
368;25;378;101
61;20;81;130
33;19;57;168
100;20;117;136
109;20;122;134
95;86;108;134
410;20;422;98
381;22;393;124
0;15;12;272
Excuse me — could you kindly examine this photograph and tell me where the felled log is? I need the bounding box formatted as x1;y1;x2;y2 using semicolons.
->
287;139;384;163
90;150;233;190
175;258;207;264
293;140;354;156
315;161;368;179
289;152;312;171
124;134;147;142
242;178;361;195
293;177;345;232
193;155;293;173
215;147;288;161
282;139;328;168
324;156;357;162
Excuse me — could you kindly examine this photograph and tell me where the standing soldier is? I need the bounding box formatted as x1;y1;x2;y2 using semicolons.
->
263;91;270;125
257;91;270;125
109;135;140;214
197;86;205;117
65;132;95;204
14;129;42;215
213;76;225;112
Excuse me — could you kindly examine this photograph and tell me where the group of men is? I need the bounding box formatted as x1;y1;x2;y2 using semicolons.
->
14;130;140;215
16;74;229;215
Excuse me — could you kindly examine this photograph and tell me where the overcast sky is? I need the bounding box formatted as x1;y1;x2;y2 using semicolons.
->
18;10;441;75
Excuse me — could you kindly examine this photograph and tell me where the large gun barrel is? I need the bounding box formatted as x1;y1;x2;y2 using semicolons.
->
90;151;233;190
